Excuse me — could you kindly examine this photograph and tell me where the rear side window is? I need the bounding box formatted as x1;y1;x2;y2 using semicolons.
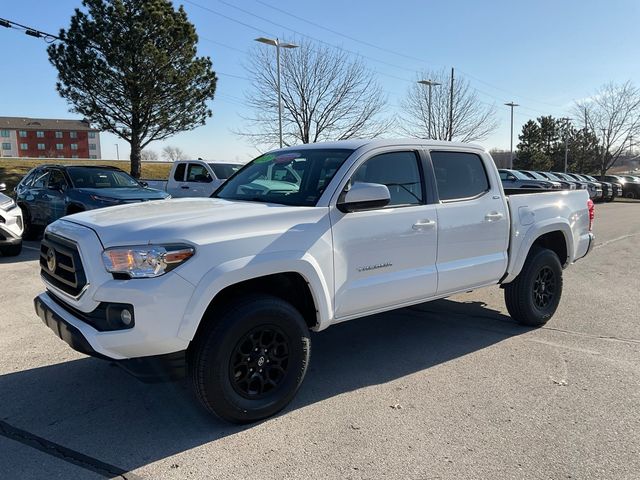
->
173;163;186;181
352;151;423;206
431;151;490;201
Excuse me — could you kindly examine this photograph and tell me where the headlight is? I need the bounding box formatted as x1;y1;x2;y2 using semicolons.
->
102;244;195;278
90;194;120;203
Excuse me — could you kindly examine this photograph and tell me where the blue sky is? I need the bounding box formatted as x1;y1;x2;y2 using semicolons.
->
2;0;639;161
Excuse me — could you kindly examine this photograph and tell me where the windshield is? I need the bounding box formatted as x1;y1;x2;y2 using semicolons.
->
623;175;640;183
209;163;242;179
214;148;353;206
525;171;547;180
67;167;140;188
542;172;562;181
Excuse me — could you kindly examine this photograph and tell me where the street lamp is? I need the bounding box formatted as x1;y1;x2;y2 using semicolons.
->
417;79;441;139
505;102;519;169
255;37;299;148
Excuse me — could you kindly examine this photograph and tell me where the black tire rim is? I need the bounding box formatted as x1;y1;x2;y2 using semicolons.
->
533;266;556;309
229;325;290;399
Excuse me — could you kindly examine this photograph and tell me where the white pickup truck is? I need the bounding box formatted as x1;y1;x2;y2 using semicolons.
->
34;139;594;423
144;159;242;197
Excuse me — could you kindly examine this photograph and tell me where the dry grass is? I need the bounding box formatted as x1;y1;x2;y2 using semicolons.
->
0;158;171;195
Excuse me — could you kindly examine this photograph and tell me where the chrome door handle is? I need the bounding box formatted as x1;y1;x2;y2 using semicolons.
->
485;212;504;221
412;219;436;230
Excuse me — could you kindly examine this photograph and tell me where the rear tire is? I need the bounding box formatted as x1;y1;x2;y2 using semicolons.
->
625;192;637;199
190;294;310;424
0;242;22;257
504;247;563;327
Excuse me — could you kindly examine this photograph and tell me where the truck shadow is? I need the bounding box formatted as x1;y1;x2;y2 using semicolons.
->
0;242;40;264
0;298;530;476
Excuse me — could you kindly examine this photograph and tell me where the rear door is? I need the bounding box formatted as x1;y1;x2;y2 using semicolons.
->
330;148;439;319
430;150;509;293
167;162;187;197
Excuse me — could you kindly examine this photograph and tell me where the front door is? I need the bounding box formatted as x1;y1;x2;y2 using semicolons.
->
330;150;438;319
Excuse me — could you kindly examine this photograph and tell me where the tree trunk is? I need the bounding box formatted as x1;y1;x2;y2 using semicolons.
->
130;135;142;179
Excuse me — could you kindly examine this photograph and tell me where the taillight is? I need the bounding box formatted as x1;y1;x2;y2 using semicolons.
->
587;199;595;231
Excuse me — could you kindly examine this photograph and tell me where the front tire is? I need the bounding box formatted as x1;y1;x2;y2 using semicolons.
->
190;295;310;424
0;241;22;257
504;247;563;327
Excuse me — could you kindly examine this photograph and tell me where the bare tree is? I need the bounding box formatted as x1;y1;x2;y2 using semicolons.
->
401;69;498;142
240;41;392;148
573;81;640;175
161;146;186;162
141;149;159;162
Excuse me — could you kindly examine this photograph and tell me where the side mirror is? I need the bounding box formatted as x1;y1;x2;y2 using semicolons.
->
139;181;149;188
337;182;390;213
0;183;6;192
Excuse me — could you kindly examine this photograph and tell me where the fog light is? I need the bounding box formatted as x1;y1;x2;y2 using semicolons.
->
120;308;133;326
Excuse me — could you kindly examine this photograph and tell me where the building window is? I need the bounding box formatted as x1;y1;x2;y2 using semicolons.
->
19;131;27;138
37;143;45;150
70;143;78;150
89;143;96;150
70;131;78;139
20;143;28;150
88;132;96;138
0;130;9;137
56;143;64;150
36;131;45;138
90;155;97;159
2;143;11;150
55;131;63;138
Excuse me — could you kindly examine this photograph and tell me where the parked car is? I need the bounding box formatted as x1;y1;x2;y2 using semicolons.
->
560;173;603;200
549;172;598;199
498;169;559;190
35;139;594;423
0;182;24;256
595;175;623;199
144;160;243;198
600;175;640;199
527;171;576;190
579;174;616;202
16;165;169;238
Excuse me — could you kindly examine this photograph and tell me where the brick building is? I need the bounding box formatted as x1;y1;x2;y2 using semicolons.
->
0;117;101;159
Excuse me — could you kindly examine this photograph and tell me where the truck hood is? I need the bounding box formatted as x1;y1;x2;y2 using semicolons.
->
74;187;168;200
64;198;325;247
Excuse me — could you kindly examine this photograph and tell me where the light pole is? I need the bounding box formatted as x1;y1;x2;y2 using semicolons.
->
255;37;299;148
561;117;571;173
114;144;120;161
505;102;519;169
418;80;441;139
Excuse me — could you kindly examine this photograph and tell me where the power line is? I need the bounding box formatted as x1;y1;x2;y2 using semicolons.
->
0;17;61;42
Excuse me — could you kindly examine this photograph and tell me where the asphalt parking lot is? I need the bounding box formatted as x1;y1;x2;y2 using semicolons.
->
1;201;639;480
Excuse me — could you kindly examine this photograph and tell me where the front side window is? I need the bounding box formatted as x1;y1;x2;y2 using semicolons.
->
351;151;423;207
0;130;9;137
187;163;212;183
1;143;11;150
31;170;50;188
48;170;68;189
36;131;44;138
215;149;353;206
431;151;490;201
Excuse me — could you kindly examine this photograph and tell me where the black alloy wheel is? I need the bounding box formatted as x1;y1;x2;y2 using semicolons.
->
532;266;556;309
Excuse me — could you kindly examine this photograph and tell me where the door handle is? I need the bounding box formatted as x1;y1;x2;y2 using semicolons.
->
412;219;436;230
485;212;504;222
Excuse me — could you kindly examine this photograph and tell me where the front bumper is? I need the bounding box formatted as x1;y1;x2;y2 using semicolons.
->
35;294;186;382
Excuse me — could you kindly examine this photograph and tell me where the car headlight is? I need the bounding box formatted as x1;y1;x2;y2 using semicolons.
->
90;194;120;203
102;244;195;278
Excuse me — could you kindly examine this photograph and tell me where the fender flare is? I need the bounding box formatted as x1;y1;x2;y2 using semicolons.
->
176;251;333;342
502;219;574;284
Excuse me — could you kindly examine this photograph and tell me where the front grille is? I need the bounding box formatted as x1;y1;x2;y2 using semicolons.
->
40;233;87;297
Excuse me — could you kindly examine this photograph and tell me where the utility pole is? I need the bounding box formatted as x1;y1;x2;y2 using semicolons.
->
448;68;454;141
600;128;607;174
504;102;519;169
417;79;441;139
114;144;120;161
561;117;571;173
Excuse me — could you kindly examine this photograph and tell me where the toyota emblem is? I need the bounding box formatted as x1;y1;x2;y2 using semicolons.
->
46;248;57;272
